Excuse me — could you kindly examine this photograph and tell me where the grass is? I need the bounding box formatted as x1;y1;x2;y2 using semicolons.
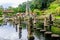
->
0;17;3;25
53;16;60;35
52;26;60;35
0;17;3;20
55;16;60;19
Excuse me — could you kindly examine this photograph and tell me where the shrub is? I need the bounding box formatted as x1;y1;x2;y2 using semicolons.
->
52;26;60;35
33;9;42;16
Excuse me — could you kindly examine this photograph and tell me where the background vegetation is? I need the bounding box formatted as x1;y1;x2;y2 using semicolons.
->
0;0;60;34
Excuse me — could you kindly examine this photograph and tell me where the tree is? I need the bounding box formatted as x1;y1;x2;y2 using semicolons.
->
18;2;26;12
0;6;4;16
32;0;55;10
32;0;42;9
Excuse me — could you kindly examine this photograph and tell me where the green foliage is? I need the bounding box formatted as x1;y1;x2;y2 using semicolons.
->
13;8;18;14
36;22;44;28
0;17;3;25
32;0;41;9
7;6;18;14
52;26;60;35
7;13;13;17
18;2;26;12
55;16;60;19
29;1;35;12
0;6;3;16
44;0;60;15
6;0;56;13
33;9;42;16
0;11;3;16
55;7;60;16
49;3;59;9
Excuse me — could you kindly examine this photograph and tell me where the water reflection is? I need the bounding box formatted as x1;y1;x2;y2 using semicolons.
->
19;27;22;39
19;32;22;39
34;30;52;40
15;24;18;32
0;22;51;40
40;34;45;40
45;34;51;40
34;30;45;40
0;22;18;40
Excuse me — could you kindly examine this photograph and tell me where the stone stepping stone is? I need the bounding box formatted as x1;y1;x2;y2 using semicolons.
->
36;28;42;31
40;30;46;32
45;32;52;34
51;34;60;38
51;34;60;40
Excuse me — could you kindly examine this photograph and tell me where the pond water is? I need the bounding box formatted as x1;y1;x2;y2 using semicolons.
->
0;22;47;40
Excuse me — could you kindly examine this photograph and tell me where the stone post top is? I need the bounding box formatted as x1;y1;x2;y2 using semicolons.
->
45;32;52;34
51;34;60;37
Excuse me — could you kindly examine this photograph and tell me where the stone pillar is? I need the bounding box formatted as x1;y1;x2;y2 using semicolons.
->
45;32;52;40
44;17;47;31
15;23;18;32
15;18;18;32
51;34;60;40
49;14;53;31
33;18;36;30
19;16;22;29
15;16;19;32
28;17;34;40
19;16;22;39
19;26;22;39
